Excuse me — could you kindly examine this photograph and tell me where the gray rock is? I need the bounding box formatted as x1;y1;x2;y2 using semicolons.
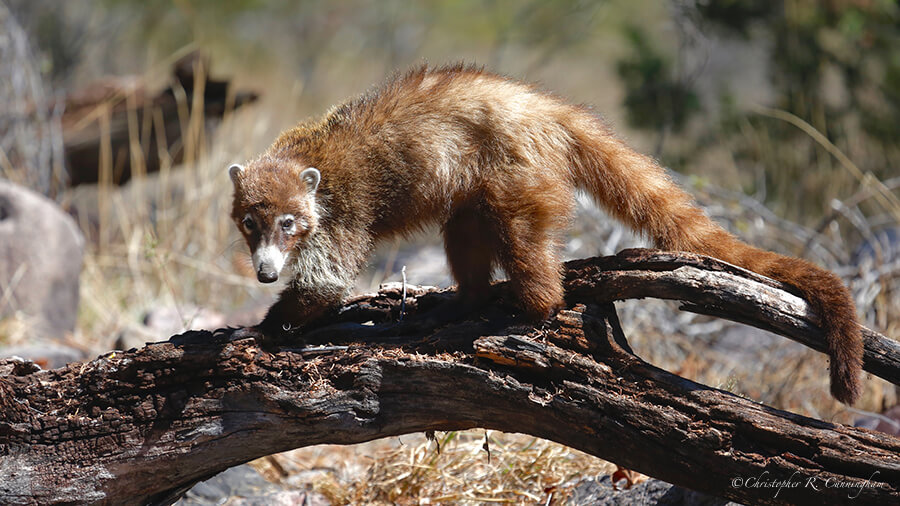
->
568;475;739;506
179;465;273;505
177;464;331;506
0;180;84;338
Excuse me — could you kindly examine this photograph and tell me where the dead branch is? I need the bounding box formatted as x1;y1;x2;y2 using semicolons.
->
1;249;897;505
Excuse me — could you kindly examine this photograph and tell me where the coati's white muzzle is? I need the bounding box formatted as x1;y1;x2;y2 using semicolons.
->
252;244;286;283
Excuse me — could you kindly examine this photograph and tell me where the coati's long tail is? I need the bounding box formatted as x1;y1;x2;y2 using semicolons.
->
567;120;864;404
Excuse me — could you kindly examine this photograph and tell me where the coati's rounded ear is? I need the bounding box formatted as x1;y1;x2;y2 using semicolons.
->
300;167;320;193
228;164;244;185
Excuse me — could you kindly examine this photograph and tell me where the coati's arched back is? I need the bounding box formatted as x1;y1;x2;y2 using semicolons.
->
230;64;863;404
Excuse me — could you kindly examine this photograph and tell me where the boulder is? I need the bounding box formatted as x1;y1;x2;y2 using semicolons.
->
0;180;84;339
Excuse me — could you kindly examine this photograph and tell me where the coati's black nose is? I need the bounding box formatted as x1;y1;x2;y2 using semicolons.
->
257;269;278;283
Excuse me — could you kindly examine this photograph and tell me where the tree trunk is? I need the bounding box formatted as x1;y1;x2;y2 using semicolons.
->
1;249;897;505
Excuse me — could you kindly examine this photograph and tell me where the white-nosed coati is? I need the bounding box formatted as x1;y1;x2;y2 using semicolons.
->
229;64;864;404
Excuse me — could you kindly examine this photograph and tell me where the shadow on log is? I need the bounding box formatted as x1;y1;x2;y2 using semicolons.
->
1;249;898;505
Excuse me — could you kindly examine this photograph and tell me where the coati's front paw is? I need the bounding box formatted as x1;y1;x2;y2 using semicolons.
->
228;325;268;341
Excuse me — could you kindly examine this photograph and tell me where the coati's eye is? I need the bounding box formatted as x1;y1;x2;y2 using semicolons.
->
242;216;256;232
281;218;294;230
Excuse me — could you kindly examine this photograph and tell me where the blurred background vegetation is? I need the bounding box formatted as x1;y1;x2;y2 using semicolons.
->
1;0;898;502
7;0;898;218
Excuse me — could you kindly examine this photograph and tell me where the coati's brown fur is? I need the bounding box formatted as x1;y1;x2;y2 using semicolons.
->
229;64;864;404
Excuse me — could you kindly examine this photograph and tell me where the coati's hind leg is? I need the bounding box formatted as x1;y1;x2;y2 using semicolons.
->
443;206;499;307
496;226;566;320
490;181;573;320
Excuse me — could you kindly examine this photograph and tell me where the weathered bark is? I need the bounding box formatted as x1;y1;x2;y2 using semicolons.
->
0;249;898;505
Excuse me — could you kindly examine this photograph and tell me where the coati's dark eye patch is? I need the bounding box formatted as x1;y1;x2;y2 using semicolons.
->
242;216;256;232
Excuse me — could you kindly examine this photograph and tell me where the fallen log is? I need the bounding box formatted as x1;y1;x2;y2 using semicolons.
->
1;249;897;505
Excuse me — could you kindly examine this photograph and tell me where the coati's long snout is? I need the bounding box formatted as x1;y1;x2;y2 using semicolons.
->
230;163;322;286
252;244;286;283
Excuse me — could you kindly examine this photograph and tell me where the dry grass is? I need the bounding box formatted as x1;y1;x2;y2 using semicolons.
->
251;431;616;505
54;66;306;348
